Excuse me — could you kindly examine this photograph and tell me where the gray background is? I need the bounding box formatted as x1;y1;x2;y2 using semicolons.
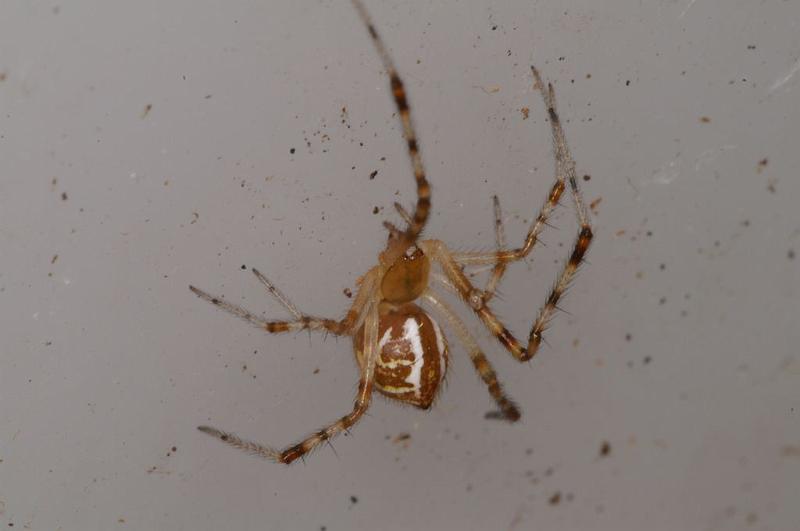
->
1;1;798;530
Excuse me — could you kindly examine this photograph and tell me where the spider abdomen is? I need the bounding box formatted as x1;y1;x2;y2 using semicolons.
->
355;303;448;409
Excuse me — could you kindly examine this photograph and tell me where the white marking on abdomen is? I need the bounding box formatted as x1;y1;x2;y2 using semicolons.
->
402;317;425;396
430;317;447;374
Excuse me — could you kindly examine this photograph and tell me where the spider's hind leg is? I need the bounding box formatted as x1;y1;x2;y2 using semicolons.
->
423;290;520;422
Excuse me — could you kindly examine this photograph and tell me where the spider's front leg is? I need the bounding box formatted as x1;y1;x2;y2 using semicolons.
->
431;65;593;360
189;267;377;337
198;299;381;464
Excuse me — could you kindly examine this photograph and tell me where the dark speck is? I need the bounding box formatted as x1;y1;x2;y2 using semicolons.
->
350;495;358;504
789;249;795;261
369;170;378;180
643;356;652;365
240;264;246;270
289;147;296;154
549;492;561;505
61;192;68;201
600;441;611;457
625;333;632;342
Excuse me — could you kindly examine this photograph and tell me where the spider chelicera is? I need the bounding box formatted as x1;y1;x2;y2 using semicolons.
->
190;0;593;464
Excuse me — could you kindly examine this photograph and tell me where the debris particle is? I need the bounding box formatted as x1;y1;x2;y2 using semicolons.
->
757;157;768;173
475;84;501;94
289;147;296;154
350;495;358;505
141;103;153;118
369;170;378;180
583;174;591;181
343;287;353;298
549;492;561;505
520;107;530;120
392;433;411;448
599;441;611;457
781;445;800;458
61;192;68;201
767;177;777;193
589;196;602;214
51;254;59;264
789;249;795;261
699;116;711;123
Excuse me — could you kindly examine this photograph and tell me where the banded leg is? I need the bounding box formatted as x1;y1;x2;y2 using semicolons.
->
423;228;589;361
352;0;431;250
423;290;520;421
482;195;507;302
189;268;378;336
452;65;592;271
526;65;593;347
434;66;591;359
198;301;381;464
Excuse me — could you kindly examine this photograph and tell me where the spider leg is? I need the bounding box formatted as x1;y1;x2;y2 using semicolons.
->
526;65;593;348
393;201;413;226
451;66;592;272
423;223;588;362
423;66;592;360
422;290;520;421
481;195;507;302
197;300;381;464
352;0;430;246
251;267;301;319
189;268;378;336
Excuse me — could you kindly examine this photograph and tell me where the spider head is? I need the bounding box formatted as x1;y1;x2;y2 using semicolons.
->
380;244;430;303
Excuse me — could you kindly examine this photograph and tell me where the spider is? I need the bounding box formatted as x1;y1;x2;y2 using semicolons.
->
189;0;593;464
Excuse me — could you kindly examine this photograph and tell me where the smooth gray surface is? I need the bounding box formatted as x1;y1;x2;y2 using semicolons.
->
1;1;799;530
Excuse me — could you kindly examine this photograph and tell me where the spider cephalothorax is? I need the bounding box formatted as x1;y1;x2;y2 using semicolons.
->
189;0;593;464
